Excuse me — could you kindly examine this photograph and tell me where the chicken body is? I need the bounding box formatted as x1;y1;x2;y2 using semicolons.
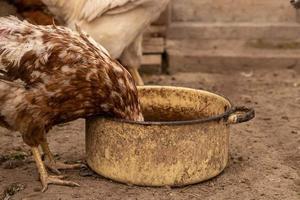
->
42;0;170;85
0;16;143;191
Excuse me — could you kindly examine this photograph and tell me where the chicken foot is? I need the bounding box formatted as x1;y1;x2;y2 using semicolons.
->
41;142;83;175
31;147;80;192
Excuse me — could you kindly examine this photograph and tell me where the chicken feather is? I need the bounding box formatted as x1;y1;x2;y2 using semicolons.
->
0;16;143;146
42;0;150;22
41;0;169;86
0;16;143;190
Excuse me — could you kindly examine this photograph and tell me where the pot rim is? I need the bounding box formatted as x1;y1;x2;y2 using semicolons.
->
99;85;235;126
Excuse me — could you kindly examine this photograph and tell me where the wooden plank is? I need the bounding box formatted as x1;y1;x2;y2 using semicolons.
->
142;54;162;66
143;37;165;53
143;37;164;45
141;55;162;74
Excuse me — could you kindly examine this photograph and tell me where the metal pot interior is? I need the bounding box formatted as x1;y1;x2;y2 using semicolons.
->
136;86;232;123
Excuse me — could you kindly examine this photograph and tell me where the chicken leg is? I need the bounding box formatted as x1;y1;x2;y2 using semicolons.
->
41;141;83;175
119;34;144;86
127;67;144;86
31;147;80;192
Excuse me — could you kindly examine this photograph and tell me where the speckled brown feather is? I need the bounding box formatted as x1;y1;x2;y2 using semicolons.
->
0;16;143;146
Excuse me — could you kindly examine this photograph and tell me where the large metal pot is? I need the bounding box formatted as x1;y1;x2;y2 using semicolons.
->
86;86;254;186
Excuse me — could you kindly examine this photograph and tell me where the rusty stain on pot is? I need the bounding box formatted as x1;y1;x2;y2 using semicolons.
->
86;86;254;186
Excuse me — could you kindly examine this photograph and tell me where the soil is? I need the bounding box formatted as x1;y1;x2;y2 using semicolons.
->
0;0;299;199
0;67;299;200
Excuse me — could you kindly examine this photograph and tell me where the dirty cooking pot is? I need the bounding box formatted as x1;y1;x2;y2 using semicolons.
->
86;86;255;186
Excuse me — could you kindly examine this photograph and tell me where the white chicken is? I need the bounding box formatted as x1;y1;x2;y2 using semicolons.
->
41;0;170;85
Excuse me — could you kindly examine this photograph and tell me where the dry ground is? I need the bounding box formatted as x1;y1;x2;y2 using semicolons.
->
0;66;299;200
0;0;299;199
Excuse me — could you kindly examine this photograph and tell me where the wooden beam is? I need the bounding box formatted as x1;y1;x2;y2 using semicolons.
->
143;37;165;54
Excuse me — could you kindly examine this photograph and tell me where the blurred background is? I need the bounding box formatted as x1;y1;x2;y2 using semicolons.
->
0;1;299;199
1;0;300;75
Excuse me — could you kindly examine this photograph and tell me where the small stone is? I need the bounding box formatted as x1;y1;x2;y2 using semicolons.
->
3;160;25;169
71;193;82;198
239;178;249;184
291;130;298;134
282;174;290;179
237;156;244;161
79;167;95;177
240;179;246;183
286;64;296;69
33;187;40;192
240;71;253;77
281;116;289;120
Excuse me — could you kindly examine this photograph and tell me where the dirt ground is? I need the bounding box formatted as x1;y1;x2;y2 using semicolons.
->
0;66;299;200
0;0;299;199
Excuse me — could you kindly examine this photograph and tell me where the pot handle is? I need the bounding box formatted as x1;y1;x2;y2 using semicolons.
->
226;106;255;124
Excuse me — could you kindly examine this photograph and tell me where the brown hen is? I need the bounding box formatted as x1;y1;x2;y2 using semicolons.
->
0;16;143;191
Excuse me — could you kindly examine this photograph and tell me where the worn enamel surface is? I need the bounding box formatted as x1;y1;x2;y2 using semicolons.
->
86;86;232;186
